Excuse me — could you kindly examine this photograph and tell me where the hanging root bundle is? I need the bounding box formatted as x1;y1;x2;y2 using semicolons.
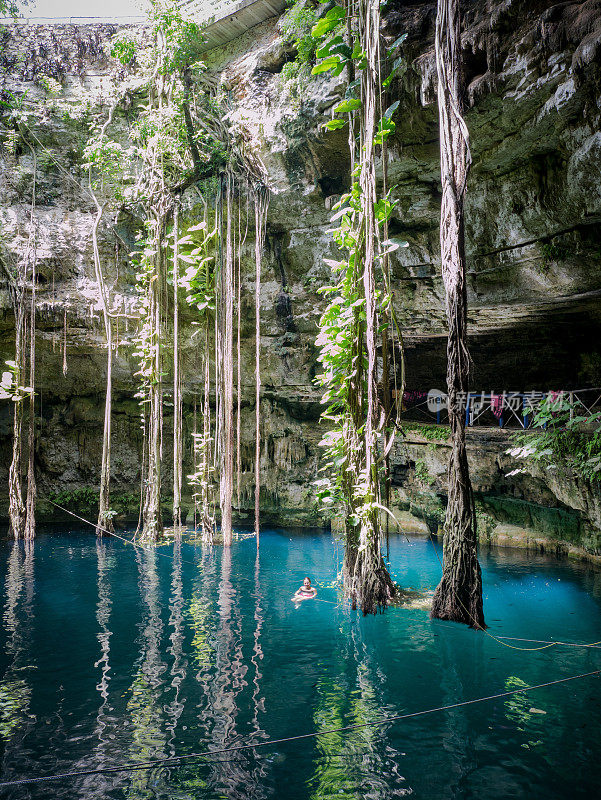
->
253;185;269;544
217;172;235;545
429;0;485;629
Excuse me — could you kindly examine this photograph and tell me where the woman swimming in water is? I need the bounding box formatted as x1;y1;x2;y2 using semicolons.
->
292;576;316;602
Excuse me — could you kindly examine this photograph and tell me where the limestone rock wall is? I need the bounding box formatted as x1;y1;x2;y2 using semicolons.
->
1;2;600;548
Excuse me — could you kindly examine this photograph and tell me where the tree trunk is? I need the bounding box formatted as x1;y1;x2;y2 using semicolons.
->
430;0;485;629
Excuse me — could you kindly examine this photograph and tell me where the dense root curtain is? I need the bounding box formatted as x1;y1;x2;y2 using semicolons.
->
430;0;485;629
314;0;398;614
23;140;38;540
141;210;166;542
347;0;397;614
91;198;115;536
7;278;26;539
6;137;38;539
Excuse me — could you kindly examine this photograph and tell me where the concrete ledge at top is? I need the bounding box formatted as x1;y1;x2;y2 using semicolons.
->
187;0;287;52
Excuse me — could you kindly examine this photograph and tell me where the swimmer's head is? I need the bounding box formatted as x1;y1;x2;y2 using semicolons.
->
303;576;311;588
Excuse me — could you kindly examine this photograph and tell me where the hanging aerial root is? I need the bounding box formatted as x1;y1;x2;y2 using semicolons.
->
253;184;269;545
429;0;485;629
343;516;397;615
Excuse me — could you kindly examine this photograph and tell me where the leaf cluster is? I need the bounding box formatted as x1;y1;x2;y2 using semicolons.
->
149;0;205;74
311;4;409;530
168;220;217;317
281;0;319;64
110;32;137;67
507;393;601;485
0;359;33;401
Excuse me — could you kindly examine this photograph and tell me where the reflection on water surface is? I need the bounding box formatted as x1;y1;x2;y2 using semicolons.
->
0;530;600;799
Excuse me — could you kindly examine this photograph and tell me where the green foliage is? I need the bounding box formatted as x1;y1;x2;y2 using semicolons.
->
188;428;215;510
539;239;570;270
310;14;365;77
281;0;319;70
321;118;347;131
475;510;496;541
280;1;347;88
333;98;361;113
314;182;398;519
507;393;601;485
311;5;345;38
131;229;161;407
82;133;128;199
382;46;407;89
36;75;62;96
313;4;406;533
128;8;226;188
110;492;138;516
0;0;26;18
49;488;135;519
414;459;434;485
403;422;450;442
132;96;194;184
110;32;137;67
0;89;34;132
0;360;33;401
148;0;204;74
50;487;99;510
168;220;217;316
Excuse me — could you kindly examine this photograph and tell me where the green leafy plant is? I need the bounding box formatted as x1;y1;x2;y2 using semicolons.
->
0;360;33;401
170;221;217;314
403;422;451;442
414;459;434;485
37;76;62;96
82;133;128;199
539;239;570;270
280;0;319;78
50;487;99;510
110;32;137;67
507;393;601;485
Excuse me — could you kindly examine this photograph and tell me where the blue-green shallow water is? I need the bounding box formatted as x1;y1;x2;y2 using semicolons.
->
1;530;600;800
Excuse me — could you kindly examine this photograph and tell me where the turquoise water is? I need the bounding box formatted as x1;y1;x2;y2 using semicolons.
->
1;529;600;799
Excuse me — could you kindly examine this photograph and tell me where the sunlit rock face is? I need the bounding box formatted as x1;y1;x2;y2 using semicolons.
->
0;3;600;545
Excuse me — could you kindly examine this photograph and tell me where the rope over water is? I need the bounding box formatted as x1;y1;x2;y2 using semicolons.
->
34;501;601;651
0;668;598;788
42;497;197;566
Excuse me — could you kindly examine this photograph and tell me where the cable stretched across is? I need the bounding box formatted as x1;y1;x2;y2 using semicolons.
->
0;668;598;788
31;504;601;650
42;498;197;566
32;504;601;652
498;636;601;650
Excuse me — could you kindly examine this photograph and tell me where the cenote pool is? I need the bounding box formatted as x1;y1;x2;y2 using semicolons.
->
1;529;600;799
